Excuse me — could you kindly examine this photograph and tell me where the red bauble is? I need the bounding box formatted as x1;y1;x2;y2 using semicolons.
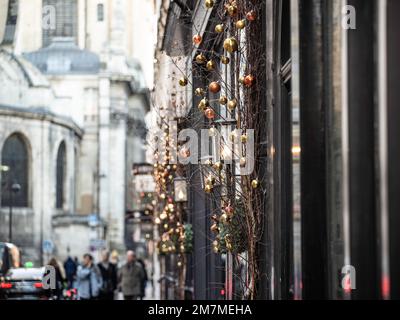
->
244;75;256;87
205;108;216;120
246;10;257;21
193;34;202;45
209;81;221;94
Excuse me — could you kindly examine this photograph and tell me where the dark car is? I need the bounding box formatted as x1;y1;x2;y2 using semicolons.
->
0;267;50;300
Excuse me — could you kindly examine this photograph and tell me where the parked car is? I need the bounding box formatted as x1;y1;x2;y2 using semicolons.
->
0;267;51;300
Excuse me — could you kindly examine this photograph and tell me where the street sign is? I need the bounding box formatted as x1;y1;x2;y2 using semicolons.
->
42;240;54;254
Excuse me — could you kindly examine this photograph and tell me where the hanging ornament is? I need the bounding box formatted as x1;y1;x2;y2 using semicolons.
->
224;205;234;217
193;34;203;45
209;127;217;137
220;213;229;225
205;107;216;120
205;184;214;194
213;240;220;253
239;76;245;84
198;98;209;111
215;24;224;33
227;4;238;17
195;88;205;97
221;56;230;64
209;81;221;94
213;162;223;172
206;60;217;71
244;74;256;87
227;99;237;111
206;175;216;185
211;223;219;233
179;77;188;87
246;10;257;21
251;179;259;189
195;53;207;64
236;19;246;29
219;96;228;105
205;0;214;9
223;37;238;53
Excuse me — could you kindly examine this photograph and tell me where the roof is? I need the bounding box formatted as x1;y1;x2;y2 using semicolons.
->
23;38;100;75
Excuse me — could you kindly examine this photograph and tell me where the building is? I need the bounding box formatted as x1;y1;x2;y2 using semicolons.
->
0;0;155;264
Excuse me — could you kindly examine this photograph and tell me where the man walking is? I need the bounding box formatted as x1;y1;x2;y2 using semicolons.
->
97;250;117;300
118;251;145;300
76;254;103;300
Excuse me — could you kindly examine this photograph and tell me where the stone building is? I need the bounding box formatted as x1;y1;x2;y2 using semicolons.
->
0;0;155;264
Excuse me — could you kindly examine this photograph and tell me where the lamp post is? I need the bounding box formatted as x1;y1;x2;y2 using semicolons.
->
9;182;21;243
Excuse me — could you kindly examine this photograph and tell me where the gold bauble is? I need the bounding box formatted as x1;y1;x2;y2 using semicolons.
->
251;179;259;189
240;157;247;167
211;223;219;233
223;37;239;53
213;162;223;171
179;77;188;87
195;53;207;64
206;176;216;185
195;88;205;97
198;98;209;111
239;76;245;84
215;24;224;33
241;134;248;143
205;0;214;9
227;5;238;17
227;99;237;111
236;19;246;29
220;213;229;225
221;56;230;64
207;60;217;71
205;184;213;194
219;96;228;105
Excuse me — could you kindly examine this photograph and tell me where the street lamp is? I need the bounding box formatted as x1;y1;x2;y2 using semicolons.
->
9;182;21;243
174;177;188;203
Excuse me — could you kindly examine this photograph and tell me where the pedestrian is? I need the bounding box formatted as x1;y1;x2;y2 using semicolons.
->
76;253;103;300
118;251;145;300
136;258;148;300
63;256;77;289
97;250;117;300
48;258;66;300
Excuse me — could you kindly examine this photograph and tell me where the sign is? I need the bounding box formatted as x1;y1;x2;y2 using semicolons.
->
89;239;106;251
0;0;18;45
42;240;54;255
134;174;156;193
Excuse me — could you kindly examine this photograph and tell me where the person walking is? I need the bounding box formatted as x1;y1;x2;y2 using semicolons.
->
63;256;77;289
76;254;103;300
118;251;145;300
136;258;148;300
48;258;66;300
97;250;117;300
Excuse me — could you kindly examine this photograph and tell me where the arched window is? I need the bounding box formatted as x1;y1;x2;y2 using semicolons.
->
1;134;29;207
56;142;66;209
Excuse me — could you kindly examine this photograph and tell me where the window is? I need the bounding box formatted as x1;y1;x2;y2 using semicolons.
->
42;0;78;47
97;3;104;22
1;134;29;208
56;142;66;209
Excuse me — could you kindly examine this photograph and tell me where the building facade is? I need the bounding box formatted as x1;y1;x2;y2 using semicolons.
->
0;0;154;264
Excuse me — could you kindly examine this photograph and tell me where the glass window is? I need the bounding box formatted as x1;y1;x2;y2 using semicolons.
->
97;3;104;22
56;142;66;209
1;134;29;208
42;0;78;47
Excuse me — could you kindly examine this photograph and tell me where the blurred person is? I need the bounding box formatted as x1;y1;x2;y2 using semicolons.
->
64;256;77;289
136;258;148;300
48;258;66;300
118;251;145;300
97;250;117;300
76;254;103;300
